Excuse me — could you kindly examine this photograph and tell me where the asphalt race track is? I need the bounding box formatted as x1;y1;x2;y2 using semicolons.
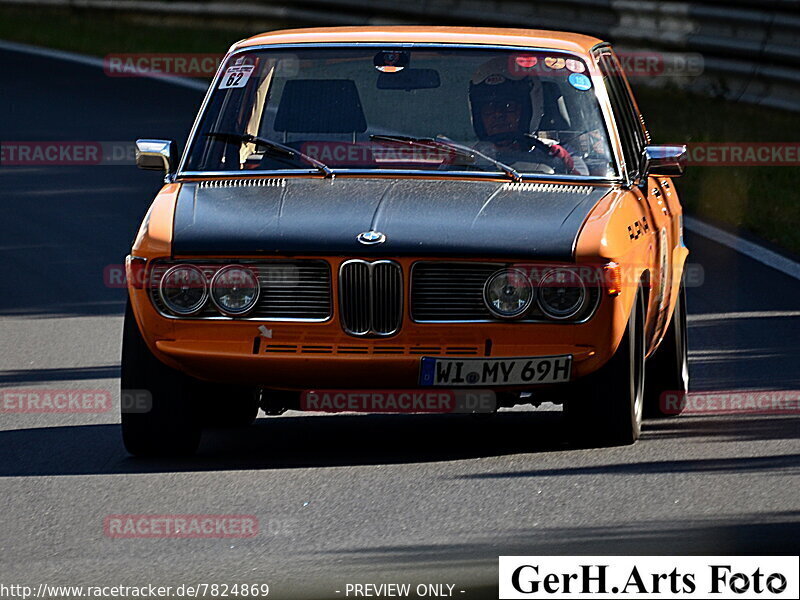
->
1;48;798;598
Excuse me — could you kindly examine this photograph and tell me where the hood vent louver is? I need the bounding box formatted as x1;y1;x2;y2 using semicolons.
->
198;178;287;189
501;183;593;194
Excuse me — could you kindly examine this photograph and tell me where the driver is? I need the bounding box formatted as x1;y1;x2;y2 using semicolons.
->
468;57;587;175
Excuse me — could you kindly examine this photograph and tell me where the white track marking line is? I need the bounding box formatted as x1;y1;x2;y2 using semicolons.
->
0;38;208;91
689;311;800;322
684;216;800;281
3;38;800;281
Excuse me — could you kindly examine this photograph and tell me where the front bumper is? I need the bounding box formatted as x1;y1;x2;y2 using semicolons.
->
131;291;627;389
155;337;595;389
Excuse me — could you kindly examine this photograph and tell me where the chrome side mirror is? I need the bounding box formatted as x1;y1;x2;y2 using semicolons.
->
642;145;687;177
135;139;177;172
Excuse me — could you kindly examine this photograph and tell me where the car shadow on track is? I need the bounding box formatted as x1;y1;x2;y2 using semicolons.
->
645;414;800;443
0;410;572;476
322;512;800;561
0;409;798;477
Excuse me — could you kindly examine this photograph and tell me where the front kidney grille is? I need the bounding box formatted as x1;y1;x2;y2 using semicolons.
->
149;259;331;320
371;261;404;335
338;260;371;334
339;260;403;336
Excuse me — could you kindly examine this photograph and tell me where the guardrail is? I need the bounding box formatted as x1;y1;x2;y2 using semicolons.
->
296;0;800;111
4;0;800;111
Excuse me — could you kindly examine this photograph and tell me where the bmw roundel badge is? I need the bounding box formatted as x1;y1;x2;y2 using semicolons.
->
357;230;386;245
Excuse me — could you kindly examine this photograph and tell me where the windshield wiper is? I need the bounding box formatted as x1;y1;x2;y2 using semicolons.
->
369;134;522;182
204;131;334;178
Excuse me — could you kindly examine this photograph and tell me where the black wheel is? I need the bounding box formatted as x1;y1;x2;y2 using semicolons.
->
120;300;202;457
564;288;646;446
196;382;260;428
644;281;689;418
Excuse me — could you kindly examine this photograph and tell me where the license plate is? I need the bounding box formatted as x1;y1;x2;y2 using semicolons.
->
419;355;572;387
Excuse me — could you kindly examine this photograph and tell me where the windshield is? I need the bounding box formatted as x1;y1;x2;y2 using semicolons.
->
183;46;617;178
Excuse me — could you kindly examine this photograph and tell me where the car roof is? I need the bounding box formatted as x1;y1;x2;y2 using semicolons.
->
234;26;605;56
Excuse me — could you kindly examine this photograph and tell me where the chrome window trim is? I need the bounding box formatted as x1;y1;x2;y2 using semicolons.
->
176;42;623;181
177;170;618;184
338;259;404;337
409;260;601;324
591;43;640;187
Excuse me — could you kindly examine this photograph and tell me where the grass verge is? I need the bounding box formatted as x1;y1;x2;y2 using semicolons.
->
637;85;800;255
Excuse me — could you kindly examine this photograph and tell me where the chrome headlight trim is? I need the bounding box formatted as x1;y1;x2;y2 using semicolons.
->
536;267;588;320
482;268;535;320
158;264;208;316
209;265;261;316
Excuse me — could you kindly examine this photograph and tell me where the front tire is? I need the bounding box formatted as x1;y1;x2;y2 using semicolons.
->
120;300;202;457
564;288;646;446
644;281;689;418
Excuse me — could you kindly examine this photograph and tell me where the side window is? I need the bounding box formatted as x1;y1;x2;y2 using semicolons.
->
595;49;646;181
608;51;649;155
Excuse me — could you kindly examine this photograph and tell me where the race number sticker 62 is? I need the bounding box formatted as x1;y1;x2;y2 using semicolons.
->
219;65;255;89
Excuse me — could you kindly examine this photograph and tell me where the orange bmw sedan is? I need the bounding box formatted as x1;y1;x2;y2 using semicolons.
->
122;27;689;455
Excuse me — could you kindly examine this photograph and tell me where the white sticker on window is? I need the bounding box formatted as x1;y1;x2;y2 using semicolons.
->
219;65;255;89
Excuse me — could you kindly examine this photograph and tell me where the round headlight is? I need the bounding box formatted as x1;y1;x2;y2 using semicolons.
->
159;265;207;315
537;268;587;320
210;266;260;316
483;268;534;319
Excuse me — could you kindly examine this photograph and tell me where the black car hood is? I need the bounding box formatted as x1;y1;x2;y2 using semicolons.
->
172;178;611;260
